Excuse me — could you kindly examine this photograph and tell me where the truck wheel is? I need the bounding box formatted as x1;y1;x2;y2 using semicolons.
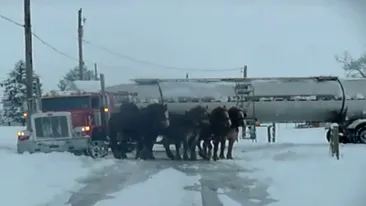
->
356;126;366;144
87;140;109;158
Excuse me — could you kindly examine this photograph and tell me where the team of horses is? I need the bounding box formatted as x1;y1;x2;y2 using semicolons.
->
108;102;246;161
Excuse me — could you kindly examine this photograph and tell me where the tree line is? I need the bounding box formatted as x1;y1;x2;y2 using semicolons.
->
0;60;96;124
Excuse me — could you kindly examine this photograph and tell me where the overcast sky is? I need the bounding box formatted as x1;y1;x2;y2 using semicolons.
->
1;0;366;89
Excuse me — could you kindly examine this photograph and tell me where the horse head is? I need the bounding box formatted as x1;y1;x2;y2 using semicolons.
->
210;106;231;127
144;103;170;129
185;105;210;125
228;107;246;127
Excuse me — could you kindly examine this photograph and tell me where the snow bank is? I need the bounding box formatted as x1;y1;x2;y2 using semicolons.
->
1;152;114;206
0;126;23;151
0;126;115;206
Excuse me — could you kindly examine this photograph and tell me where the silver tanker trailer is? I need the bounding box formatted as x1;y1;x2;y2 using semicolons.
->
105;76;366;144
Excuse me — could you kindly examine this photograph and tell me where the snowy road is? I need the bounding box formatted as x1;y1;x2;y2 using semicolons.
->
2;125;366;206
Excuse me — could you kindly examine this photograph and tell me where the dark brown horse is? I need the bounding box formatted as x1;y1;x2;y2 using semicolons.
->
162;105;210;160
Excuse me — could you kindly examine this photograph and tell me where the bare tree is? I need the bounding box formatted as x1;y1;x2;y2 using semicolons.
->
335;51;366;78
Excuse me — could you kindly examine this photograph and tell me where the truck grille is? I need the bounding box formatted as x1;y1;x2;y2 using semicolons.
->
34;116;70;138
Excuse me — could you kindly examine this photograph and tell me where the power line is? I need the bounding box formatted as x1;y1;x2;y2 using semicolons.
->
83;39;241;72
0;14;79;61
0;14;23;27
32;33;79;61
1;13;242;73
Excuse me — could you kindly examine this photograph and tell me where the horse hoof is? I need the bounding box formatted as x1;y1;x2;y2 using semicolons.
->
183;156;190;161
227;156;233;160
198;151;206;158
219;155;225;159
190;154;197;161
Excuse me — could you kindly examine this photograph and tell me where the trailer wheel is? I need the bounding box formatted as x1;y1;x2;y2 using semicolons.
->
356;126;366;144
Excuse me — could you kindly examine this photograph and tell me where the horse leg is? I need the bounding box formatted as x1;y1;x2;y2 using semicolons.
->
139;136;153;160
226;138;235;159
135;136;144;159
111;132;127;159
182;132;191;161
110;138;123;159
219;137;226;159
188;133;199;161
198;139;206;159
174;139;182;160
227;129;238;159
206;139;213;161
212;138;220;161
147;138;156;160
163;137;175;160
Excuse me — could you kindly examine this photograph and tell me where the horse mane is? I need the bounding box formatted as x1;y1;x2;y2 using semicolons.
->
228;106;240;113
211;106;227;116
187;105;207;114
228;107;243;127
120;102;139;113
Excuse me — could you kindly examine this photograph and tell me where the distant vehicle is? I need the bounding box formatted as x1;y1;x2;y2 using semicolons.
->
16;87;136;157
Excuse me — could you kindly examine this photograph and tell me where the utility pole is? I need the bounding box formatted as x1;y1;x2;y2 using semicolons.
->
78;8;85;80
242;65;247;78
24;0;34;130
94;63;98;80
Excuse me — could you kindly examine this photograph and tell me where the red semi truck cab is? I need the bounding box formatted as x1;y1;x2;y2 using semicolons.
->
39;90;137;138
40;91;114;138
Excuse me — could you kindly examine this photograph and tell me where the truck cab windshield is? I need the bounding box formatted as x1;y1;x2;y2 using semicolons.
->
42;96;91;111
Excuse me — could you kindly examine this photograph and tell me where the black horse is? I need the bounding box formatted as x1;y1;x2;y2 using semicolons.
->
195;120;213;160
219;107;246;159
108;102;170;160
197;106;246;160
162;105;210;160
200;106;232;161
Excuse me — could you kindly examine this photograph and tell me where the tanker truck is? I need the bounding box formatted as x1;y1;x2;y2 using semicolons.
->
105;76;366;144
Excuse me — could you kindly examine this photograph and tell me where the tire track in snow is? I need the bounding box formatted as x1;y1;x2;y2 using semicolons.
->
46;144;299;206
66;159;170;206
0;145;15;153
173;161;276;206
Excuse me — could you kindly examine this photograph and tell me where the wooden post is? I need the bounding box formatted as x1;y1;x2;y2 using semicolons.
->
267;125;272;143
272;122;276;142
330;123;340;160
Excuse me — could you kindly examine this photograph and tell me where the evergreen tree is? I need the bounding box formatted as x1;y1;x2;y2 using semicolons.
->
0;60;42;123
58;66;96;91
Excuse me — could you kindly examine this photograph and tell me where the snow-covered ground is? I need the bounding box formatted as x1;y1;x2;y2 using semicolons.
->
1;124;366;206
0;126;115;206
